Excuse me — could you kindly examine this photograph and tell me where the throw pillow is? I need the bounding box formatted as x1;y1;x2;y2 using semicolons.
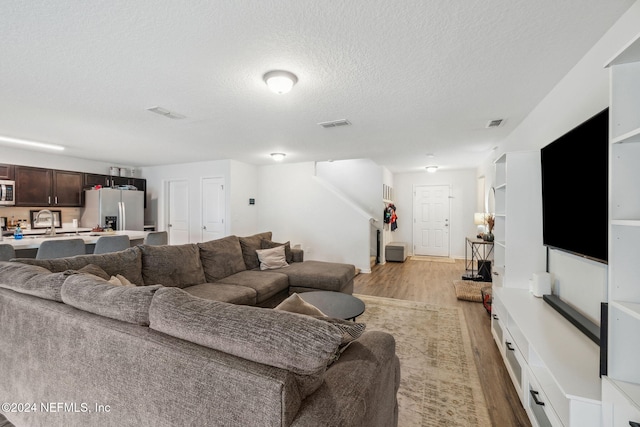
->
77;264;110;281
255;245;289;270
238;231;272;270
275;293;326;316
260;239;293;264
107;274;135;287
312;316;367;347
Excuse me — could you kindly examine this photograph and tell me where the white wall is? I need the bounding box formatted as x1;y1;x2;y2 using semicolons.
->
257;162;372;272
229;160;259;236
140;159;231;242
480;1;640;317
393;168;477;259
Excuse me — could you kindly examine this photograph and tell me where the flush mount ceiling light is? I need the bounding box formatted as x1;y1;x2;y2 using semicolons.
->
0;135;64;151
270;152;286;161
425;165;438;173
263;70;298;94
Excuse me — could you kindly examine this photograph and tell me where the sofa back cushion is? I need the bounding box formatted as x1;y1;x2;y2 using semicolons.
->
149;287;343;396
140;244;206;288
12;247;144;285
197;235;246;282
61;273;162;325
239;231;272;270
0;261;69;302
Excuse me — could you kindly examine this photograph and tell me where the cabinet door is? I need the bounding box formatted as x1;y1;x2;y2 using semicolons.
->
111;176;129;186
53;170;82;207
84;173;110;188
0;164;14;180
15;166;52;206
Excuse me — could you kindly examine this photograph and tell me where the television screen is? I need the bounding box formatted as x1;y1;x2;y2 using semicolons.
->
540;108;608;264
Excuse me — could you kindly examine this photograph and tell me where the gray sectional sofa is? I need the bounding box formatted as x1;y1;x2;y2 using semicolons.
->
0;232;400;426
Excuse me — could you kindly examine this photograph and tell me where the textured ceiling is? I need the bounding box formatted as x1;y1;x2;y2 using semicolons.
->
0;0;634;172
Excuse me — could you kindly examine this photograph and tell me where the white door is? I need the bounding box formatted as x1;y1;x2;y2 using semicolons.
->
413;185;450;256
201;177;225;242
167;179;189;245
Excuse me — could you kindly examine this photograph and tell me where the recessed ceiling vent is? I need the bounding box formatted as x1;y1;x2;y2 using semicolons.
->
147;106;186;120
318;119;351;128
486;119;503;128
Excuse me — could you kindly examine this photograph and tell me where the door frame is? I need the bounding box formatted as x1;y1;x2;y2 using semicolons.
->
164;178;190;245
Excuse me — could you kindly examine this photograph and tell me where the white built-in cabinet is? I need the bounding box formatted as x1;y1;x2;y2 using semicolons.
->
602;31;640;427
491;151;602;426
492;151;545;288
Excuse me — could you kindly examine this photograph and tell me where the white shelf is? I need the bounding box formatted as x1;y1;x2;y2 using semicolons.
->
606;31;640;67
612;126;640;144
611;301;640;320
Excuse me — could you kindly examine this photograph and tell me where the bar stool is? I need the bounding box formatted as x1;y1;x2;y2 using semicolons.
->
94;235;130;254
36;239;86;259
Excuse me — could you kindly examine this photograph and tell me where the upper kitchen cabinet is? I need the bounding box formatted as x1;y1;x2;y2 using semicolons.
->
0;164;14;180
15;166;83;207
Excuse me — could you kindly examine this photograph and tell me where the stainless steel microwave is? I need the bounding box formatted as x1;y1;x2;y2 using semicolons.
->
0;180;15;205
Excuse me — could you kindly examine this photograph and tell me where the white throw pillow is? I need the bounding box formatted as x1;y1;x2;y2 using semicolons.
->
274;293;326;316
255;245;289;270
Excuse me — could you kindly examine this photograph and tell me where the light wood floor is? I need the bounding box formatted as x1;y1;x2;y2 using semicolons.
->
354;258;531;427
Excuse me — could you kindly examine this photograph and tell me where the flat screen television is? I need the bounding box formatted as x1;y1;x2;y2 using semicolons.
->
540;108;608;264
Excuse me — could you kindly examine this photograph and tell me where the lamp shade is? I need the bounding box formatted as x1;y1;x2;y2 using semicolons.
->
474;213;486;225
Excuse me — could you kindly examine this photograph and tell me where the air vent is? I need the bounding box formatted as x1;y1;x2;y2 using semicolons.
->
146;106;186;120
318;119;351;128
486;119;503;128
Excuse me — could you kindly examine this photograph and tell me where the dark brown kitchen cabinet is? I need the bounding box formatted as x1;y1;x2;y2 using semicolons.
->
0;164;14;180
83;173;111;188
15;166;82;207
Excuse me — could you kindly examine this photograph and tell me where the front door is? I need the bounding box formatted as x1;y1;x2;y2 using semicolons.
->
201;177;225;242
167;179;189;245
413;185;450;256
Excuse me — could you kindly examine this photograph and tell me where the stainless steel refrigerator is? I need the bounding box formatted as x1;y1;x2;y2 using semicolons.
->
81;188;144;231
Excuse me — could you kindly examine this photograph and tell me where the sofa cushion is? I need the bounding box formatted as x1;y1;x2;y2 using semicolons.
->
149;287;343;378
140;244;206;288
284;261;356;292
12;246;144;285
261;239;293;263
216;270;289;303
0;261;70;302
183;282;257;305
239;231;272;270
256;245;289;271
61;273;162;325
197;235;246;282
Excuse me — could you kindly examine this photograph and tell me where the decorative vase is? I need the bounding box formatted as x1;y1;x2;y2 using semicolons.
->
483;232;494;242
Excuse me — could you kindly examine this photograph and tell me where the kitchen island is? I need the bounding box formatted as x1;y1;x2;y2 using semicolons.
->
2;230;148;258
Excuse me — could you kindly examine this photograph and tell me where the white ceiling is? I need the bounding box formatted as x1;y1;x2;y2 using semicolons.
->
0;0;634;173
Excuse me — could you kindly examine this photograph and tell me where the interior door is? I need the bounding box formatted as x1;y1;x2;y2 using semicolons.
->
167;179;189;245
413;185;450;256
201;177;225;242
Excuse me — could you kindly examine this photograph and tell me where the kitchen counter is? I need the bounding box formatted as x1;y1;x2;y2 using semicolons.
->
2;230;148;250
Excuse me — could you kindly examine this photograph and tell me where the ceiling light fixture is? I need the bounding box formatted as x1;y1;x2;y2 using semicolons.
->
263;70;298;94
425;165;438;173
270;152;286;161
0;135;65;151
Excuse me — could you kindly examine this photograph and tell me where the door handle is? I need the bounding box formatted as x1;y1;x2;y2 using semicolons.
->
529;390;545;406
203;226;207;230
168;224;172;227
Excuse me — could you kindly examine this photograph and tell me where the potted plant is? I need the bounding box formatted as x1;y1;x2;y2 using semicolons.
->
483;214;495;242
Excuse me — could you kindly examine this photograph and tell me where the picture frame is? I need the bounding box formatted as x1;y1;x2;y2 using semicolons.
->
30;210;62;229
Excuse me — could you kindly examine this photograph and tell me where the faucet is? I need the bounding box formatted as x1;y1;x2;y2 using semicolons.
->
35;209;56;236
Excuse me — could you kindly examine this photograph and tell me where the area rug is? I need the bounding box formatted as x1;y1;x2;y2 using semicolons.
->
354;294;491;427
452;280;489;302
409;256;456;263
